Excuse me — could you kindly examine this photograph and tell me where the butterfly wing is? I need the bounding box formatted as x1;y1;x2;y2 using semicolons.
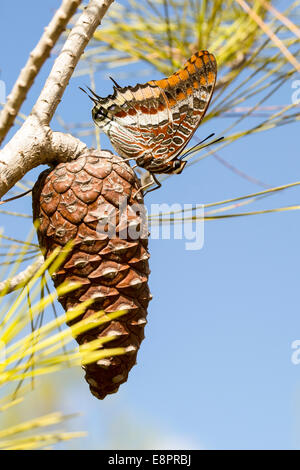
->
93;82;172;164
153;50;217;162
92;51;217;166
92;80;172;163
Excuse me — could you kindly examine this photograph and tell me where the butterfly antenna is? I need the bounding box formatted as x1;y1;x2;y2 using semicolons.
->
180;133;215;159
180;135;224;159
79;86;98;104
109;77;137;117
198;133;215;145
109;76;121;89
79;86;111;119
197;136;224;152
86;86;102;100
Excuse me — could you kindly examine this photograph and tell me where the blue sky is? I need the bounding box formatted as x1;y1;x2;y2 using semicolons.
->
0;0;300;450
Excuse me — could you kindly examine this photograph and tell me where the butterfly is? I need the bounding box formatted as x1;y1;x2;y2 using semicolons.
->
82;50;218;195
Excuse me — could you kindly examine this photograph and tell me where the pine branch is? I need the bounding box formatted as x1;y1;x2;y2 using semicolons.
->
235;0;300;72
0;255;44;295
0;0;114;199
0;0;83;145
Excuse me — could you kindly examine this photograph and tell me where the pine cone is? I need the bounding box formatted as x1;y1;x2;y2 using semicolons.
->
32;150;151;399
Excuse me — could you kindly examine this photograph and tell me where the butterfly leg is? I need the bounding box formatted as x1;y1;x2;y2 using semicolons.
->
133;172;161;199
119;157;137;164
143;173;161;196
114;157;136;169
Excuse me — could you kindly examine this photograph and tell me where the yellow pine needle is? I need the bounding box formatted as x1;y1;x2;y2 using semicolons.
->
148;180;300;221
3;364;69;382
0;381;35;407
1;280;82;344
0;412;73;439
203;204;300;220
235;0;300;72
2;300;94;361
2;247;62;326
5;310;109;365
150;204;300;224
0;432;86;450
0;244;19;287
1;305;128;386
15;180;33;192
0;228;37;291
204;181;300;209
2;345;126;382
0;209;31;218
43;330;115;357
258;0;300;40
68;309;128;337
28;310;128;363
5;355;79;380
47;240;74;277
79;335;118;352
37;310;128;359
0;397;24;412
205;197;259;216
80;346;128;366
0;233;38;247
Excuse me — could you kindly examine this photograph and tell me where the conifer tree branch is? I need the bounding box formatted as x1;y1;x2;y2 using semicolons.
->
235;0;300;72
0;255;44;295
0;0;83;145
0;0;114;199
32;0;114;124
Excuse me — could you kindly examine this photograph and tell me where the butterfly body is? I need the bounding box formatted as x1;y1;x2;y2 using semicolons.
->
90;50;217;184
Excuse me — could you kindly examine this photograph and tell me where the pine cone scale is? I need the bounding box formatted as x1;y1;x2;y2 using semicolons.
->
33;150;151;399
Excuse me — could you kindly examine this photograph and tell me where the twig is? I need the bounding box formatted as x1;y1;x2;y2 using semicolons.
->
0;0;115;198
0;255;44;295
32;0;114;125
88;65;101;149
0;0;83;145
258;0;300;40
0;189;32;205
235;0;300;72
212;152;271;189
163;0;174;69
